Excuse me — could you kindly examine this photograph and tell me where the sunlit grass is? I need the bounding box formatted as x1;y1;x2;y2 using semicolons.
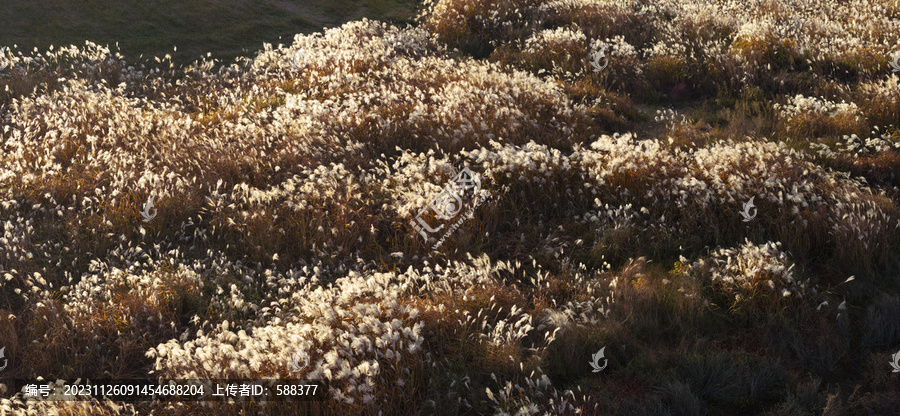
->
2;0;900;414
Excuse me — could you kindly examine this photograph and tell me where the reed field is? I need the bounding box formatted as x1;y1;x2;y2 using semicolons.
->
1;0;900;414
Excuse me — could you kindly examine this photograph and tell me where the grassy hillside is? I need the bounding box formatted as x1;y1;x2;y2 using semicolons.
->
1;0;900;415
0;0;419;64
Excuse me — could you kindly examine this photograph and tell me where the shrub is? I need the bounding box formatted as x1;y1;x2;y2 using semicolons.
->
655;380;705;416
691;240;812;317
861;294;900;349
774;94;868;139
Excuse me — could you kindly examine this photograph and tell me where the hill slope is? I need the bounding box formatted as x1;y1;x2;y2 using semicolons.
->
1;0;900;414
0;0;418;64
